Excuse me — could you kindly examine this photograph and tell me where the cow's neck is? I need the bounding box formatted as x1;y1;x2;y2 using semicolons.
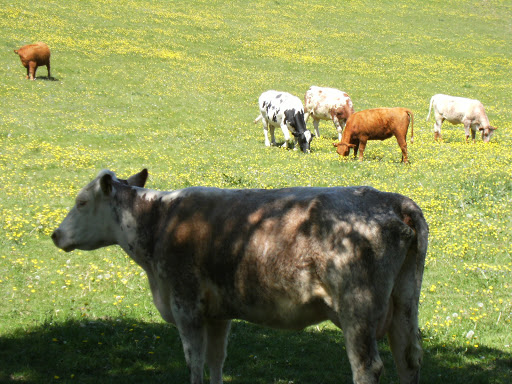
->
112;186;175;270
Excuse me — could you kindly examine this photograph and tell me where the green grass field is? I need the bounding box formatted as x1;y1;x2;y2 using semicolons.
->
1;0;511;383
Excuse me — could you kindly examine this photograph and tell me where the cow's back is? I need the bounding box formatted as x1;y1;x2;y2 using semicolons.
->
16;42;50;65
344;108;397;139
304;86;351;115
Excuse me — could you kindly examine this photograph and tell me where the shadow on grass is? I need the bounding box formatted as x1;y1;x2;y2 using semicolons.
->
0;319;510;383
35;76;59;81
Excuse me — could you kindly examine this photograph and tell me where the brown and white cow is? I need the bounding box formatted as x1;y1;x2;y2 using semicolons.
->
52;169;428;384
426;94;496;142
304;86;354;141
14;42;51;80
333;108;414;163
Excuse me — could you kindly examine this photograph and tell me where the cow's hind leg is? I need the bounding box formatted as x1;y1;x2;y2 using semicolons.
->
387;252;423;383
433;115;443;141
28;62;37;80
206;320;231;384
313;119;321;137
395;135;408;163
262;120;272;147
388;297;422;383
342;322;383;384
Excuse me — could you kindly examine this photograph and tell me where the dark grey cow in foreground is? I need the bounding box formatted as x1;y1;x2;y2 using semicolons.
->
254;90;313;153
426;94;497;142
52;169;428;384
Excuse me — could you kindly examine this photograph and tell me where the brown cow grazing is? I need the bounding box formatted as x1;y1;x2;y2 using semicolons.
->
333;107;414;163
14;42;51;80
52;169;428;384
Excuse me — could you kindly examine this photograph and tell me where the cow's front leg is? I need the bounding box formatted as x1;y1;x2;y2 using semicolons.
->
269;126;277;146
333;117;344;141
173;304;207;384
357;140;367;161
470;124;477;143
206;320;231;384
280;123;292;148
463;123;471;143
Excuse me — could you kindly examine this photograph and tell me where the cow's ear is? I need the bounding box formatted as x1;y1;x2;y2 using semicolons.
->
100;174;114;196
333;142;340;147
127;168;148;187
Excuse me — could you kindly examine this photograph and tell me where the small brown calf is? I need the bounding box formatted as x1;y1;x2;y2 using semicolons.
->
333;107;414;163
14;42;51;80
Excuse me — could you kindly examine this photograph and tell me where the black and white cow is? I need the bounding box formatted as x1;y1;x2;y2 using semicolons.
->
426;94;497;142
254;90;313;153
52;169;429;384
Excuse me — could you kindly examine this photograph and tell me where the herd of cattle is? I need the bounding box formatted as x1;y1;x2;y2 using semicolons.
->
10;41;492;383
15;42;497;164
255;86;497;162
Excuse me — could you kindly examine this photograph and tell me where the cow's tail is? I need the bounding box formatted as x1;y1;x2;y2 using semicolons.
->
405;201;429;298
406;108;414;144
253;114;262;124
426;96;434;122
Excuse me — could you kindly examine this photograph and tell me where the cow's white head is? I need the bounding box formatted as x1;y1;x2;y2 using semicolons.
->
51;169;148;252
480;126;497;143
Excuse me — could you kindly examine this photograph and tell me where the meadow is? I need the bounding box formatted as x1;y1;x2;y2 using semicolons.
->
0;0;511;383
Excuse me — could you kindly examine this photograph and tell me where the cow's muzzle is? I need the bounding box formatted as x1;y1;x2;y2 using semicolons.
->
51;229;75;252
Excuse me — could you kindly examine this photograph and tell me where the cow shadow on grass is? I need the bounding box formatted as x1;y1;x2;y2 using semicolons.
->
35;76;59;81
0;318;510;383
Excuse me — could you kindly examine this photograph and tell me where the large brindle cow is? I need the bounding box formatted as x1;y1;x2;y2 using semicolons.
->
52;169;428;384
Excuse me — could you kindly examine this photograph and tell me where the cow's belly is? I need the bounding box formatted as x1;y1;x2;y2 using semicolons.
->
442;112;464;124
200;279;332;330
310;110;331;121
236;297;331;330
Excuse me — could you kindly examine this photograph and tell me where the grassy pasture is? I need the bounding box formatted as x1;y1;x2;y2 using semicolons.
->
1;0;511;383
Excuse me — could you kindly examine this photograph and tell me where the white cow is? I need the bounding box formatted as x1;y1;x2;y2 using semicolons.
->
304;86;354;141
52;169;429;384
254;90;313;153
426;94;497;142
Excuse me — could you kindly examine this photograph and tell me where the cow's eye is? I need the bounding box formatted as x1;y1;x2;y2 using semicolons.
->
77;200;87;208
